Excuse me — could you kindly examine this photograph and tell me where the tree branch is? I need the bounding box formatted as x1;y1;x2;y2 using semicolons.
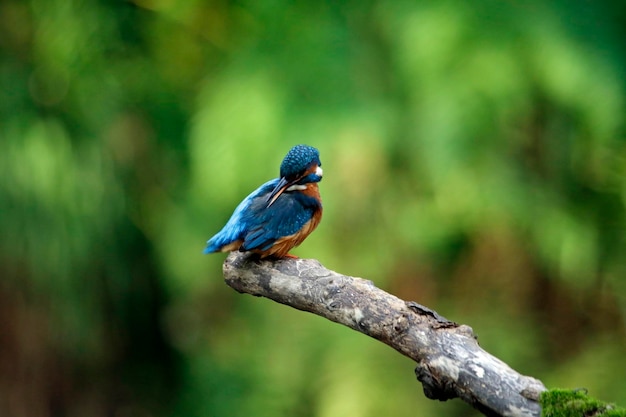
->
223;252;546;417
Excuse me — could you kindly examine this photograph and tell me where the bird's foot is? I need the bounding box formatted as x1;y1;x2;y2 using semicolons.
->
283;253;299;259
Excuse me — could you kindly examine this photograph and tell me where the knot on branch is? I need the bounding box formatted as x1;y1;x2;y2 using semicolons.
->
415;361;459;401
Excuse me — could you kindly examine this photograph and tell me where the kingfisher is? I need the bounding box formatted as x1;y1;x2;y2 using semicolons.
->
204;144;323;259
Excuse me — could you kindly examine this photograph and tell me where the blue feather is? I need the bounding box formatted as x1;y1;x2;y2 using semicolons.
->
239;190;319;251
203;179;279;254
203;178;321;254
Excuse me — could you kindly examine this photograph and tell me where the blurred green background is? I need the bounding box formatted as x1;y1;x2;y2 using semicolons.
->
1;0;625;416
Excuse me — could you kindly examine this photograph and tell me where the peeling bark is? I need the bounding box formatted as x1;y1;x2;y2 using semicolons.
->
223;252;546;417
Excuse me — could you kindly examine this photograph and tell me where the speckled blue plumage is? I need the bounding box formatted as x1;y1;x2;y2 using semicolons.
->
204;145;323;257
280;145;320;178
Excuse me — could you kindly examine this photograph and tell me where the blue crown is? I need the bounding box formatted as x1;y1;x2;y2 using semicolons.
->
280;145;321;178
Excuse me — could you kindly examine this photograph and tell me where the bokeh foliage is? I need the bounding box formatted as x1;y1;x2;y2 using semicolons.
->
1;0;625;416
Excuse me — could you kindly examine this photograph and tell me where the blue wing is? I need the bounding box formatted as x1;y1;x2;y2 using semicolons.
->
203;179;279;254
204;179;321;254
239;190;319;252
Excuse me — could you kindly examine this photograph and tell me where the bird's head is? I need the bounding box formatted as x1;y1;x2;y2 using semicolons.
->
267;145;323;207
280;145;322;183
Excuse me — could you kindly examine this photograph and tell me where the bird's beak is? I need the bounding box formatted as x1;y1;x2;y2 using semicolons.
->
266;165;322;208
266;176;293;208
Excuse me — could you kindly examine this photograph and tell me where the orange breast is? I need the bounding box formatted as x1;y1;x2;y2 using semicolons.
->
255;185;323;258
301;183;322;202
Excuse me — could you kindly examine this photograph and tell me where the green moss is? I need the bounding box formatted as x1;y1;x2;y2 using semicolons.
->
541;389;626;417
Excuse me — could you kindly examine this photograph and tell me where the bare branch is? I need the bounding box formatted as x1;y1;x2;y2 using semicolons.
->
223;252;546;417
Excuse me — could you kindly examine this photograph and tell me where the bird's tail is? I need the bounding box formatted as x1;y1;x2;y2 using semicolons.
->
203;233;242;254
203;239;221;254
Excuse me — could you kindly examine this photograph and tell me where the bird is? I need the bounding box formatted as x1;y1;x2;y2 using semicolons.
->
204;144;323;259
